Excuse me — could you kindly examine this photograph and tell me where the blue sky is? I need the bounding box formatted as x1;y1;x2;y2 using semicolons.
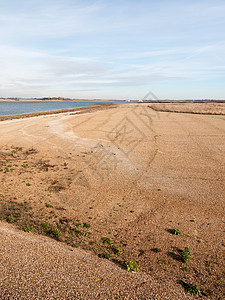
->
0;0;225;99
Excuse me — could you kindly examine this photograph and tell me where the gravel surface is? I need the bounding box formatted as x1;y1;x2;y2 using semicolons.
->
0;222;190;299
0;103;224;299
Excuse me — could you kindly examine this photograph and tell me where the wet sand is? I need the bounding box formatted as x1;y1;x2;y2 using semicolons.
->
0;103;224;299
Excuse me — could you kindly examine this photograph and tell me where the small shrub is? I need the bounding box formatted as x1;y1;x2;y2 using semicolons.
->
41;223;61;240
52;229;61;239
112;246;123;256
6;214;16;223
82;230;89;237
24;226;34;233
102;237;113;245
126;260;138;272
187;283;201;295
6;213;20;224
171;228;181;235
181;247;191;263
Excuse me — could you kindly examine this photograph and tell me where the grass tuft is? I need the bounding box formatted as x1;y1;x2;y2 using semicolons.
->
187;283;201;295
181;247;191;263
171;228;181;235
126;260;138;272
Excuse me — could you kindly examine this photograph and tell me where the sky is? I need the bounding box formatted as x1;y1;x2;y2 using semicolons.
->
0;0;225;100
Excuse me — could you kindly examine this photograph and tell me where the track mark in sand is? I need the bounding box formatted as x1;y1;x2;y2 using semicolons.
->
90;110;117;132
146;135;159;167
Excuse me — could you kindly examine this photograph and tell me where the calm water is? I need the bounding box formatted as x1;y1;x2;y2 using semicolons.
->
0;101;102;116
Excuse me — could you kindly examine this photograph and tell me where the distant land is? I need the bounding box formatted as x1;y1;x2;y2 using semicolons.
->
0;97;109;102
0;97;224;103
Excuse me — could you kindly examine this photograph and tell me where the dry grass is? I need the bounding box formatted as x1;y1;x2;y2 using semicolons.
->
149;102;225;115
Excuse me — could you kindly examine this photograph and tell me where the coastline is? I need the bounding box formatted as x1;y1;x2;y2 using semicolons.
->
0;103;115;121
0;98;115;103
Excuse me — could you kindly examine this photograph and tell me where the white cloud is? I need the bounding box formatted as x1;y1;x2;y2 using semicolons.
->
0;1;225;99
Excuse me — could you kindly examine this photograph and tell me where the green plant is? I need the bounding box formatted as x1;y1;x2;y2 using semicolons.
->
6;214;16;223
102;237;113;245
181;247;191;263
126;260;138;272
187;283;201;295
24;226;34;233
112;246;123;256
45;203;53;208
99;253;110;259
26;183;31;186
171;228;181;235
41;223;61;240
6;213;20;224
82;230;89;237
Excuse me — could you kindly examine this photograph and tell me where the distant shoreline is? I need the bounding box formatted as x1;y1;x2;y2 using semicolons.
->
0;103;116;121
0;98;224;103
0;98;114;103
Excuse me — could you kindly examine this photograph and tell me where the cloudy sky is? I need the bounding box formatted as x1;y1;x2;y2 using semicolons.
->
0;0;225;100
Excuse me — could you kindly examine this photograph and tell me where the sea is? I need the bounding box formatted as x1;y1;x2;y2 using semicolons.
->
0;101;106;116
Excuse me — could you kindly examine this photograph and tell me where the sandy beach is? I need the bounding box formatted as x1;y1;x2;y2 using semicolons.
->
0;103;224;299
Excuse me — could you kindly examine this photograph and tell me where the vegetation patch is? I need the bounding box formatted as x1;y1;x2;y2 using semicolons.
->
181;247;191;263
171;228;181;235
187;283;201;296
102;237;113;245
99;253;110;259
41;223;62;240
125;260;138;272
24;226;34;233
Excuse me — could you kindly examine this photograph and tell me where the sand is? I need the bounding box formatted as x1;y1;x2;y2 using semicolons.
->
0;103;224;299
